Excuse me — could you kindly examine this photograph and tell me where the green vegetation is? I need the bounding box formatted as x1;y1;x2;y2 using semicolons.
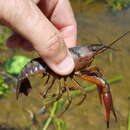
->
4;55;31;75
0;27;11;46
107;0;130;10
0;76;11;97
42;100;67;130
82;0;130;10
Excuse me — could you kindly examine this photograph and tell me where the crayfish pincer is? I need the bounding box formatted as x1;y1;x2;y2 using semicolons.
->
16;31;130;128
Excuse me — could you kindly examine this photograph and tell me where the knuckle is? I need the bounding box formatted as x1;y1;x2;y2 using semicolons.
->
43;33;64;57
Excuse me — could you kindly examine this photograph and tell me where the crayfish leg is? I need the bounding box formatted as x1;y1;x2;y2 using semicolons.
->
80;66;103;104
84;65;103;77
58;78;72;117
41;78;56;98
75;72;117;128
16;78;32;99
44;80;63;109
44;74;51;85
71;78;87;105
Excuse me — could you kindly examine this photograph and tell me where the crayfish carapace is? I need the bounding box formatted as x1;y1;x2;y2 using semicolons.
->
16;31;130;128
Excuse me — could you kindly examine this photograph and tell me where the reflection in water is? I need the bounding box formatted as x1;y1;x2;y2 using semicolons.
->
0;1;130;130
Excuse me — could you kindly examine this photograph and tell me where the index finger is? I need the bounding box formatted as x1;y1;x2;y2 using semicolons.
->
38;0;77;48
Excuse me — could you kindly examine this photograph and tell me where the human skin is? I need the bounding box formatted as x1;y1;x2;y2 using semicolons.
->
0;0;77;75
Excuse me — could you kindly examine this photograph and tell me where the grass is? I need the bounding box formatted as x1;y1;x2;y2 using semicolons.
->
0;27;11;47
76;0;130;10
107;0;130;10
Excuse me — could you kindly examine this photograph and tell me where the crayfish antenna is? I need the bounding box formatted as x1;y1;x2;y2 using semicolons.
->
16;78;32;99
108;31;130;47
96;36;103;45
94;31;130;56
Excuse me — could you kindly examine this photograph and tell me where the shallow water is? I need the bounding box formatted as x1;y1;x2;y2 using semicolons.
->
66;1;130;130
0;1;130;130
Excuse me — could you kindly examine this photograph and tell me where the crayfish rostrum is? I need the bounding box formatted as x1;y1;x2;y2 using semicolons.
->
16;31;129;128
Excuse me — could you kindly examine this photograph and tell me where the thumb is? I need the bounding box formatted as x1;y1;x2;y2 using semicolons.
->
0;0;74;75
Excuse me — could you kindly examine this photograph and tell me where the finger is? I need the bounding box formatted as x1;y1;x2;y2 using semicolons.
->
0;0;74;75
38;0;77;48
60;25;77;48
51;0;77;48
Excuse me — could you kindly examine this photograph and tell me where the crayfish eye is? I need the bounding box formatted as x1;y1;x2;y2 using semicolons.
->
91;46;97;51
89;44;103;52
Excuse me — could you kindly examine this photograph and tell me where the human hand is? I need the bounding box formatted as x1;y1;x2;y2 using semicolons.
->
0;0;77;75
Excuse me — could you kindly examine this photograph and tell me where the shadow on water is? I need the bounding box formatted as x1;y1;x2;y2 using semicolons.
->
0;1;130;130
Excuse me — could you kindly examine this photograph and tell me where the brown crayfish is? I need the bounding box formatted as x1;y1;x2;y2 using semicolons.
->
16;31;129;128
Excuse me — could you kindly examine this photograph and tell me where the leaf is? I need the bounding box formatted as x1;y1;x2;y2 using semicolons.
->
0;79;10;97
4;56;31;75
53;118;68;130
55;99;66;114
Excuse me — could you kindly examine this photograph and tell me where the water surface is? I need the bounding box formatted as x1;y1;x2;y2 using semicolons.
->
0;1;130;130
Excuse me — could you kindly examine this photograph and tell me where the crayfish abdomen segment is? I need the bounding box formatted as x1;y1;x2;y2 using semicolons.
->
18;58;47;80
16;58;48;99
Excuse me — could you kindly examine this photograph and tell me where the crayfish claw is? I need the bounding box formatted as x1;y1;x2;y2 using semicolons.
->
112;104;117;122
102;83;117;128
103;91;111;128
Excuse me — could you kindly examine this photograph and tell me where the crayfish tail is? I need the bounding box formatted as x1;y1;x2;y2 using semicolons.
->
16;78;32;99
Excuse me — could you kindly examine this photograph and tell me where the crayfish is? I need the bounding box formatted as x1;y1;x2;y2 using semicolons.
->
16;31;129;128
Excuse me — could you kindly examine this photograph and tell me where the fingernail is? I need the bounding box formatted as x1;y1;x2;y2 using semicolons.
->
45;52;75;76
56;52;74;75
